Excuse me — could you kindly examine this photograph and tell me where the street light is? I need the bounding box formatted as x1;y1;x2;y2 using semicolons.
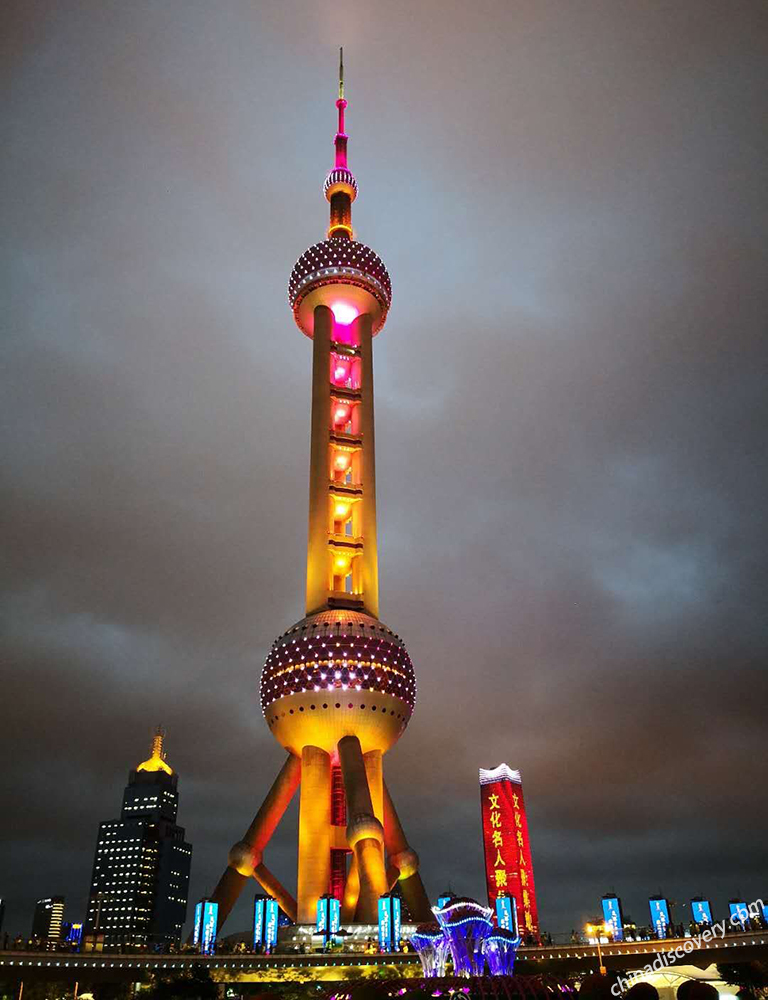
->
585;922;610;976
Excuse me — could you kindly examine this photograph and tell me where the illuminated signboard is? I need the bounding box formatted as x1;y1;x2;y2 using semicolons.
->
317;896;328;934
763;903;768;926
201;900;218;955
479;764;539;939
496;895;518;935
377;895;400;951
330;896;341;935
729;901;748;928
67;923;83;946
691;898;713;925
265;897;278;949
378;896;391;951
602;895;624;942
192;902;202;947
316;894;340;938
393;895;401;950
253;896;266;948
649;897;670;939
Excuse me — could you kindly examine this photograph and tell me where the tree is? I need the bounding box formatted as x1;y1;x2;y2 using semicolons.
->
717;962;768;1000
146;963;218;1000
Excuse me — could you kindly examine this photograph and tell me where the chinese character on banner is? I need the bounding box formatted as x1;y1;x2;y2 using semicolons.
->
479;764;539;941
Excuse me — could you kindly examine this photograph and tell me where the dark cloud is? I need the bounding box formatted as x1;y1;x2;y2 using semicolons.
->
2;0;767;939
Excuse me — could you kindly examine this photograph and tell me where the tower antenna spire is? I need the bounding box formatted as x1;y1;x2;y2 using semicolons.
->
324;47;355;238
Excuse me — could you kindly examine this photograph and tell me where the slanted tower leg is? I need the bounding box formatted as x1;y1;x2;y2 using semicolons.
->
341;855;360;923
210;754;301;931
338;735;387;923
383;780;432;922
297;745;332;923
364;749;384;823
254;863;298;924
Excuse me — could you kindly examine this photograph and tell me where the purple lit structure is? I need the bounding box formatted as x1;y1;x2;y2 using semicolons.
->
410;898;521;978
433;898;494;977
484;928;521;976
410;923;450;978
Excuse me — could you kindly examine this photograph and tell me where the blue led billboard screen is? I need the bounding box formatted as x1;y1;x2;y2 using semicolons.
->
265;898;278;948
201;901;218;955
602;896;624;942
691;899;712;925
649;898;670;939
730;901;748;928
193;902;202;947
253;897;265;948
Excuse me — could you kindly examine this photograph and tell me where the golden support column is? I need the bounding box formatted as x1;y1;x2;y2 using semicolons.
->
357;312;379;618
383;780;433;922
297;745;332;923
306;304;333;615
338;735;387;922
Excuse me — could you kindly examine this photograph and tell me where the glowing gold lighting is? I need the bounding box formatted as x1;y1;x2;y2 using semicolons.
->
136;728;173;775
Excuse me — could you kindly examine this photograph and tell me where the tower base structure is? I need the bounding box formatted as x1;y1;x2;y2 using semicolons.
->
208;741;431;932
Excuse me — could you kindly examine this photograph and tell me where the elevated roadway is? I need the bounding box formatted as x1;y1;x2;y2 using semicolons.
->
1;930;766;986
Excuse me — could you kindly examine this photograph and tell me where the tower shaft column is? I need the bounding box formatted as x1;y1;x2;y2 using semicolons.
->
306;305;333;615
338;735;387;922
297;745;332;923
358;312;379;618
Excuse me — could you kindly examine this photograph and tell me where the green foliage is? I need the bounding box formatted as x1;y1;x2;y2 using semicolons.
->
717;963;768;999
0;982;72;1000
146;963;218;1000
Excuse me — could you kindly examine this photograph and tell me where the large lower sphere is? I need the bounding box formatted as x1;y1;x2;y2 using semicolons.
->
261;609;416;756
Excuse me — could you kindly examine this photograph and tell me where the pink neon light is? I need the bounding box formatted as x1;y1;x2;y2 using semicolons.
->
331;302;359;325
334;405;351;425
335;98;348;168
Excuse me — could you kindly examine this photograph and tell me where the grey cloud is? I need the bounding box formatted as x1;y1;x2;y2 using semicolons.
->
2;0;767;938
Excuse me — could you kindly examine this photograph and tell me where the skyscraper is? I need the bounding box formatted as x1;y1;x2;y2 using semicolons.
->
31;896;64;944
208;52;432;930
84;730;192;949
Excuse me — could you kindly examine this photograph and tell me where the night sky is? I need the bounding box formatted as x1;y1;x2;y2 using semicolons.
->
2;0;768;940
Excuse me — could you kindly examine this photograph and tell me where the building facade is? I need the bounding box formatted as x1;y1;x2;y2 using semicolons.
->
31;897;64;943
84;731;192;949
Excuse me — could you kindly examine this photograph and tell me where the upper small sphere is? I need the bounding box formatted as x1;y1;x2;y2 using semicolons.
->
261;609;415;756
288;240;392;337
324;168;358;202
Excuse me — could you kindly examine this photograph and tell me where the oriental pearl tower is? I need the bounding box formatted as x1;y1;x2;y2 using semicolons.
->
208;52;432;930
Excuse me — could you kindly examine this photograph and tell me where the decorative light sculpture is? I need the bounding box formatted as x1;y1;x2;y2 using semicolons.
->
484;928;521;976
433;898;493;978
377;893;402;952
410;923;450;978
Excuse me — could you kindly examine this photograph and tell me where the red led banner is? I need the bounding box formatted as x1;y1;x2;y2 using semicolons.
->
480;765;539;940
